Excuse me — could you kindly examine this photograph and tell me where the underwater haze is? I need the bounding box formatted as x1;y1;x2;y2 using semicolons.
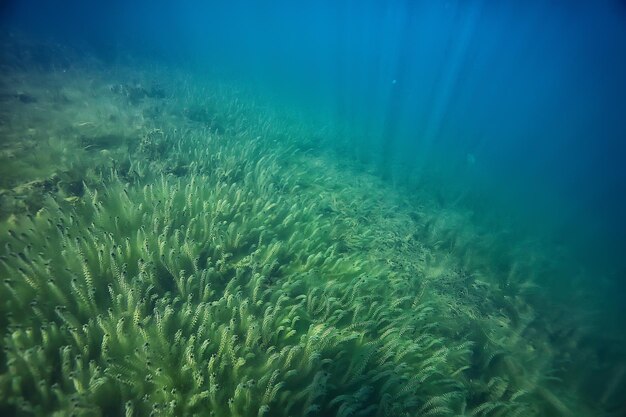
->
1;1;625;416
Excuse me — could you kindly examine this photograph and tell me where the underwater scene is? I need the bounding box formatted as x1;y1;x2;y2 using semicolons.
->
1;1;625;416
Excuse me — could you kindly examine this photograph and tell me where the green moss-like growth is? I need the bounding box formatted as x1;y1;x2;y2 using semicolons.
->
1;40;621;417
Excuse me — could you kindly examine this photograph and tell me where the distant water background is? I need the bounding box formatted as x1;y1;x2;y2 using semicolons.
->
3;0;625;352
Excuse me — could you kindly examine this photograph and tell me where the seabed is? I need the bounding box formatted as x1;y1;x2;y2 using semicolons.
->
0;37;623;417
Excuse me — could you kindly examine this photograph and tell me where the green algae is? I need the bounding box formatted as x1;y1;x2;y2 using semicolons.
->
0;45;623;417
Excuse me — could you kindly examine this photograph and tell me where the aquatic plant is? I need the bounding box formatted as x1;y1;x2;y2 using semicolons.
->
0;137;467;416
0;49;619;417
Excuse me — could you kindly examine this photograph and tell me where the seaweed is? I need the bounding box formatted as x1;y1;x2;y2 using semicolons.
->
0;38;622;417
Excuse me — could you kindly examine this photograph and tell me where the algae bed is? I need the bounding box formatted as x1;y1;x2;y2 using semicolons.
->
0;35;624;417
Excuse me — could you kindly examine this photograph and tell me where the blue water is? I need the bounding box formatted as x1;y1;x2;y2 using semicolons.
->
1;0;625;416
9;0;625;243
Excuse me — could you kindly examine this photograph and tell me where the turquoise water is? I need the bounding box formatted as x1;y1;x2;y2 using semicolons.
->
1;1;625;416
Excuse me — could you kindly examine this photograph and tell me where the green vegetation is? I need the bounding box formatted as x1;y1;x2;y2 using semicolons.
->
0;40;623;417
